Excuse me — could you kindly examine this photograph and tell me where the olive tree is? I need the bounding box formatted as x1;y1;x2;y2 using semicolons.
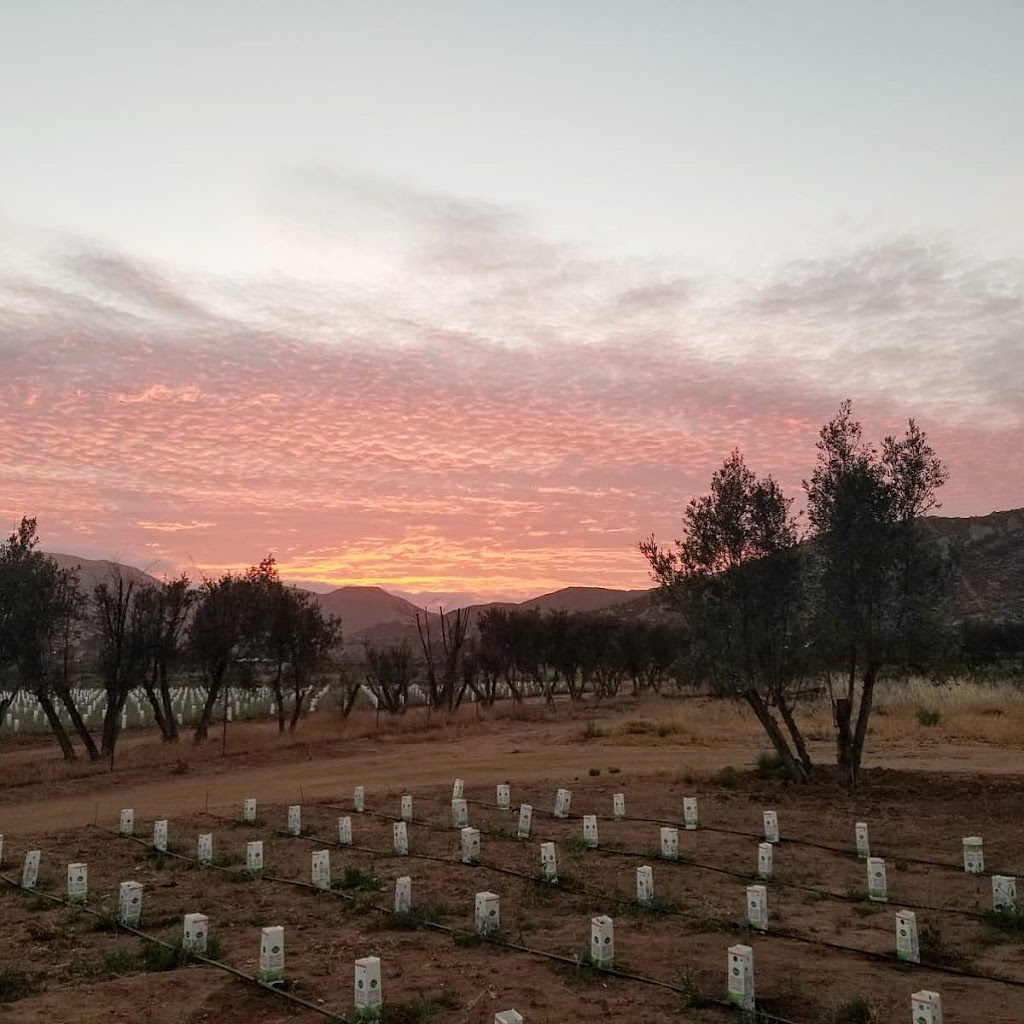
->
804;401;949;787
640;450;811;781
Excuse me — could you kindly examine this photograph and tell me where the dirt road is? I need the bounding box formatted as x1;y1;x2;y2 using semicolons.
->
2;722;1021;834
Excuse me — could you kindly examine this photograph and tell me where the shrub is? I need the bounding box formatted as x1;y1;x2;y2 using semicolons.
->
338;866;380;891
0;968;46;1003
917;707;941;726
919;923;968;967
832;995;879;1024
756;751;787;777
383;991;460;1023
140;942;190;972
983;907;1024;933
715;765;740;789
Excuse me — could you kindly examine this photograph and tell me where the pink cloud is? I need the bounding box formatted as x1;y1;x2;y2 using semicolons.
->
1;182;1020;603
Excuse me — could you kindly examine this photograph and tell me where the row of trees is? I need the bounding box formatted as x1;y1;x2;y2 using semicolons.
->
0;527;341;760
361;608;684;715
1;522;687;759
641;401;950;789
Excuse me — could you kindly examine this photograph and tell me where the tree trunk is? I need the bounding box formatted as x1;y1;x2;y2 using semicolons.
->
338;675;360;718
847;665;879;789
273;678;287;734
743;688;808;782
55;685;101;760
0;692;13;731
158;662;179;740
777;698;813;773
37;692;77;761
142;665;171;740
835;697;854;788
288;686;306;732
100;692;124;758
193;681;222;741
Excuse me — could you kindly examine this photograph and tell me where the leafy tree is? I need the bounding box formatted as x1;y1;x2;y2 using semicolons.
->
804;401;948;787
136;574;194;741
189;572;248;741
0;518;84;759
281;588;341;731
641;451;811;781
239;556;342;732
91;569;152;758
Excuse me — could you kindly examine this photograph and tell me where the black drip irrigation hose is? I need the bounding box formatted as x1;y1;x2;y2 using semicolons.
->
12;807;1015;1019
461;796;1023;879
189;810;1024;991
319;802;990;923
0;869;351;1023
84;828;813;1024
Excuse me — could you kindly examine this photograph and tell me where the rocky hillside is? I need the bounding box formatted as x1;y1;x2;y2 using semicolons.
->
925;508;1024;620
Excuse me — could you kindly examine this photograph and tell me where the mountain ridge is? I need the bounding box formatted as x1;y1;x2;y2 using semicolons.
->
41;505;1023;638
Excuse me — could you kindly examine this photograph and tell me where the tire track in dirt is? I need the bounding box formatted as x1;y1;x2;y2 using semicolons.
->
2;729;1021;834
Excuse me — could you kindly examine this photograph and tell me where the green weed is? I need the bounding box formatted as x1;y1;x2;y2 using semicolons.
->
0;968;46;1003
831;995;879;1024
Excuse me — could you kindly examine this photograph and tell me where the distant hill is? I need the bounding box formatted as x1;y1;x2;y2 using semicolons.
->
519;586;651;615
41;506;1021;642
313;585;423;635
47;553;159;594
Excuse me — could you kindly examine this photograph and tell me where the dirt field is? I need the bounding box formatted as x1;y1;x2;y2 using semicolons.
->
1;691;1023;1023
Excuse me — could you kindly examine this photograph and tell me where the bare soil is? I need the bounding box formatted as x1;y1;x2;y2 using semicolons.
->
1;695;1023;1023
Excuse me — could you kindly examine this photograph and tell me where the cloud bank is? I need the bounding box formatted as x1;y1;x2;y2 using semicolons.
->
2;171;1020;602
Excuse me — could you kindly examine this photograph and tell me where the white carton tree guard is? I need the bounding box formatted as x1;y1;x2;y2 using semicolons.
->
259;925;285;983
517;804;533;839
354;956;382;1020
590;915;614;968
727;943;754;1011
683;797;699;830
183;913;209;954
475;891;501;935
660;827;679;861
896;909;919;963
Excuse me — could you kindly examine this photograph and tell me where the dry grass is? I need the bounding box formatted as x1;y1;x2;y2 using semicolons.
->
0;694;630;792
2;676;1021;795
607;676;1024;752
868;676;1024;745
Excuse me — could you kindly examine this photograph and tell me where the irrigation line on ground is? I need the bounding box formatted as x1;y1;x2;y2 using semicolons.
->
462;796;1023;879
83;828;807;1024
192;809;1024;991
26;806;1016;1015
322;801;990;922
67;815;1024;1024
0;869;351;1023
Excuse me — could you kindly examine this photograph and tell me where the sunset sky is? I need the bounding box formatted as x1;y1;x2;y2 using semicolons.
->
2;3;1022;605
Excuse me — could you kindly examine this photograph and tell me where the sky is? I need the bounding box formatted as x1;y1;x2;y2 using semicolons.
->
1;2;1022;605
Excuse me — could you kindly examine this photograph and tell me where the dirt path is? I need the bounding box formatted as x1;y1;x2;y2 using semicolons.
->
2;727;1021;834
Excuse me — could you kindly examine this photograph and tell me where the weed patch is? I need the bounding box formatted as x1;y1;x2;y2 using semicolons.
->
337;866;381;892
831;995;879;1024
0;967;46;1003
983;907;1024;935
383;990;460;1023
